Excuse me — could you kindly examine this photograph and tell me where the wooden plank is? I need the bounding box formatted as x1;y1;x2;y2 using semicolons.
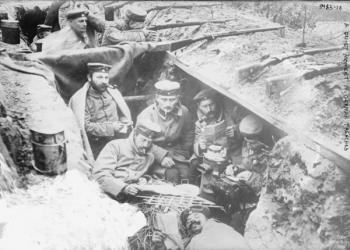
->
124;95;151;102
167;53;350;173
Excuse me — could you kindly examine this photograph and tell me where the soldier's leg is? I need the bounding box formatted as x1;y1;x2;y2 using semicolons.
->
164;168;180;184
175;162;195;184
149;163;181;184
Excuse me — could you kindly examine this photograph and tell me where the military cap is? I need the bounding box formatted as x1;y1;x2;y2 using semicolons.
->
37;24;52;33
180;206;211;227
66;8;88;20
135;118;161;139
193;88;217;103
155;80;180;96
87;63;112;73
125;6;147;22
239;114;263;136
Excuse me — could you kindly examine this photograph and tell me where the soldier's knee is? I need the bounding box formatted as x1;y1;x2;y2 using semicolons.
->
165;168;180;184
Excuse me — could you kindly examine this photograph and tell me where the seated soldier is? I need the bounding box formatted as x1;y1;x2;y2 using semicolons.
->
192;88;243;164
227;114;270;195
152;206;252;250
191;89;243;198
69;63;132;162
29;24;52;52
101;5;158;46
226;114;270;235
42;8;105;52
137;80;195;184
93;119;163;200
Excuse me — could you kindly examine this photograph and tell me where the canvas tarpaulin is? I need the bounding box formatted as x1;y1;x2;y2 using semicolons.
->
28;42;159;102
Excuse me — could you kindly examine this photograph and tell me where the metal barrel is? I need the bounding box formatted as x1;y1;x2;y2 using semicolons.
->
1;20;20;44
0;12;8;21
35;42;42;52
104;6;114;21
30;129;67;175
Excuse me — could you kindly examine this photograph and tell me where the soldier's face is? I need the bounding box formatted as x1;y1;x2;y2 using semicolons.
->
186;212;207;235
134;133;152;154
38;31;50;39
89;72;109;93
156;95;178;114
69;16;87;35
198;98;217;119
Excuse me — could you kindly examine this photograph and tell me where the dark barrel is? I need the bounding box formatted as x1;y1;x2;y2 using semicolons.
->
35;42;42;52
1;20;20;44
0;12;8;21
104;6;114;21
30;129;67;175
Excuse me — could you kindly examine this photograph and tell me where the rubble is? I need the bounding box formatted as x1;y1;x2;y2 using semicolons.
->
245;136;350;250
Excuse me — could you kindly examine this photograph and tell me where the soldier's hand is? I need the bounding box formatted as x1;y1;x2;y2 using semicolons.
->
198;137;207;150
112;122;124;132
225;125;235;138
161;156;175;168
152;231;166;249
123;184;139;195
143;29;158;41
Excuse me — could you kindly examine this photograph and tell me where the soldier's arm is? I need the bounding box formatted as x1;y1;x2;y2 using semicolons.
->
84;106;116;137
103;26;146;44
92;142;127;198
180;109;195;153
87;13;106;33
149;144;169;164
193;121;203;157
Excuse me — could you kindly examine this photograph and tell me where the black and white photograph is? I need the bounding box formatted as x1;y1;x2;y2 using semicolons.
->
0;1;349;249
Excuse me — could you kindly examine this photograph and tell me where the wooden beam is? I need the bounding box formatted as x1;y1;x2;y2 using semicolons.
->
124;95;151;102
167;53;350;173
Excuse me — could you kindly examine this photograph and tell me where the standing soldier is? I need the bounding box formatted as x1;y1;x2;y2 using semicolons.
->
137;80;195;184
101;5;158;46
42;8;105;52
69;63;132;163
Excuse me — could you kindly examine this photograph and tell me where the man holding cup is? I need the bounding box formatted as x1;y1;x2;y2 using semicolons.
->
69;62;132;162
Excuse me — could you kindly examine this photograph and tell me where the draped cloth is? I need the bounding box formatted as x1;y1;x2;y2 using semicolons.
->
28;42;157;101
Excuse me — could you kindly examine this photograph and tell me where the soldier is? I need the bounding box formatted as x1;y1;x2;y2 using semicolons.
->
101;5;158;46
29;24;52;52
192;88;243;164
42;8;105;52
93;119;162;200
137;80;195;184
69;63;132;163
235;114;270;195
152;206;252;250
226;114;270;234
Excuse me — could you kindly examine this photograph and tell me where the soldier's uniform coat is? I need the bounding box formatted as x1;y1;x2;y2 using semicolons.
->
194;105;243;163
93;133;164;198
185;219;251;250
69;82;131;164
137;103;194;162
